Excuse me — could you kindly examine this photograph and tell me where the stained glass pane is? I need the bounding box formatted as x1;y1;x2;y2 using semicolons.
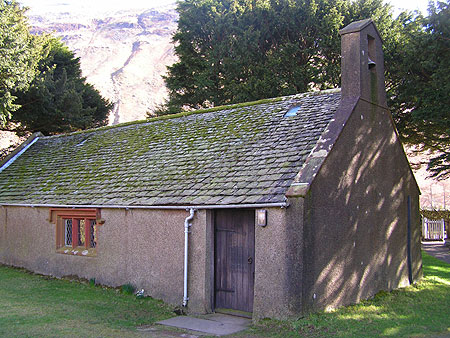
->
90;220;97;248
65;219;72;246
78;220;85;246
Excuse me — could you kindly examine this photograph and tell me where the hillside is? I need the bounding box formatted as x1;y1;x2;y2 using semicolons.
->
27;5;178;124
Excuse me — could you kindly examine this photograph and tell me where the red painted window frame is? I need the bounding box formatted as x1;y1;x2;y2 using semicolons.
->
50;208;102;251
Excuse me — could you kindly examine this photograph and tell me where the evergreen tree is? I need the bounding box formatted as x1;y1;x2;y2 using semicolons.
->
159;0;350;113
0;0;40;125
12;38;113;135
389;1;450;178
158;0;404;114
161;0;449;178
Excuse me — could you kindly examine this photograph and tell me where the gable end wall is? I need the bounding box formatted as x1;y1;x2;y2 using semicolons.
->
301;99;422;312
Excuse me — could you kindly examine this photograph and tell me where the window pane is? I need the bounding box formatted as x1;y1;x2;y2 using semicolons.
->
79;220;86;246
65;219;72;246
90;220;97;248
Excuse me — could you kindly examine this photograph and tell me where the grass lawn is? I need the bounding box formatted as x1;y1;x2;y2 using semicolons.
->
0;268;174;337
245;252;450;337
0;252;448;337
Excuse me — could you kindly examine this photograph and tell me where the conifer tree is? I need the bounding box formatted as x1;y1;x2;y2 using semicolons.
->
12;38;113;135
389;1;450;178
161;0;450;178
0;0;39;125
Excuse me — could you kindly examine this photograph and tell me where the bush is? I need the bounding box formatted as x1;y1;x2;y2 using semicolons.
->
121;283;135;295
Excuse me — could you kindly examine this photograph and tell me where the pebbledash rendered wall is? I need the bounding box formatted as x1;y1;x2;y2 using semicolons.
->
0;204;292;317
0;207;211;313
253;201;304;318
298;99;422;313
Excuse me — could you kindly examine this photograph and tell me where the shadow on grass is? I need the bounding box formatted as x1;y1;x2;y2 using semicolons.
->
247;252;449;338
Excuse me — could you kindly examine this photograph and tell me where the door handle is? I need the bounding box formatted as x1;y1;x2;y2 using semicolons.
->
248;257;253;264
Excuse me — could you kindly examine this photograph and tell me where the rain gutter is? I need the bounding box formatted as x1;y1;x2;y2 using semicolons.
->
0;202;288;209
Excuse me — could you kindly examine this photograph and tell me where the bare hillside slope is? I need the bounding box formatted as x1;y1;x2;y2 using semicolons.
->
28;6;177;124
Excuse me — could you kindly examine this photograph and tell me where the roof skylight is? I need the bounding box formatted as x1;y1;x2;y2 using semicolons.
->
284;106;301;117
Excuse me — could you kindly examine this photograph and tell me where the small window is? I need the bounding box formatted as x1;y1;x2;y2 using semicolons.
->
50;208;102;256
89;220;97;248
62;218;97;249
284;106;301;117
64;219;72;246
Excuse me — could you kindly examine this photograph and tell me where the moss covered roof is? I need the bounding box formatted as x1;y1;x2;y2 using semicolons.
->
0;89;340;206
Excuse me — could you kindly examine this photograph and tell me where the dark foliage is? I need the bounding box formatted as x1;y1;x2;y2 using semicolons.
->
0;0;39;124
12;38;113;135
160;0;449;178
158;0;397;114
389;1;450;179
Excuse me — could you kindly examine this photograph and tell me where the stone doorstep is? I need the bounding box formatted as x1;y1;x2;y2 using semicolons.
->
156;313;252;336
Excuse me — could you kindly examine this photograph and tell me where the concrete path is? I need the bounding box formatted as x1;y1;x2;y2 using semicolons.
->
422;241;450;264
156;313;251;336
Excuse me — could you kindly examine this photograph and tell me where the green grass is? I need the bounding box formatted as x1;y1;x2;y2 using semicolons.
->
244;252;450;337
0;267;173;337
0;252;448;337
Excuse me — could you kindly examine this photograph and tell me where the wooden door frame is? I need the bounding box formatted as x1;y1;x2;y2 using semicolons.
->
210;208;255;313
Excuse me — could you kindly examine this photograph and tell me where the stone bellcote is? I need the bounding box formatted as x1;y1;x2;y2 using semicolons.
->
339;19;387;107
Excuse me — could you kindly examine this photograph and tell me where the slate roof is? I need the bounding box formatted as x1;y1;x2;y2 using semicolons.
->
0;89;341;206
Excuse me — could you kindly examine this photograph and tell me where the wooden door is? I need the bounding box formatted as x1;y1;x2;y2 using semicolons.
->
214;209;255;313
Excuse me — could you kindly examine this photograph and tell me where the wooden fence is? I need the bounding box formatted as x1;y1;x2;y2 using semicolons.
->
422;217;446;241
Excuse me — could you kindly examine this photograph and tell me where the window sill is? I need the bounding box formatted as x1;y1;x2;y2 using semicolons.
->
57;246;97;257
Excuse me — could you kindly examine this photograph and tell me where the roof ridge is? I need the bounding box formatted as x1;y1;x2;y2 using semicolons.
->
44;88;341;139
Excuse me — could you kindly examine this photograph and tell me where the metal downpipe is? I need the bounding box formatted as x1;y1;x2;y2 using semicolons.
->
183;208;195;307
